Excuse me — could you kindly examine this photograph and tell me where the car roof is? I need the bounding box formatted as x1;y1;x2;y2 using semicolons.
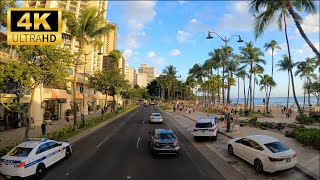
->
151;113;161;115
246;135;279;144
155;129;173;133
17;138;53;149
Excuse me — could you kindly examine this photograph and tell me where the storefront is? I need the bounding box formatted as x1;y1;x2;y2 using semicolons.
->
43;89;70;121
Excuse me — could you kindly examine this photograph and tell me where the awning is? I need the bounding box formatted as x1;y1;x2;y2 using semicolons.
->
51;89;71;99
76;92;89;100
90;95;99;100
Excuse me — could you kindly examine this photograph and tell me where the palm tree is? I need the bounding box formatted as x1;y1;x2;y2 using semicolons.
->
189;64;205;104
276;54;297;113
259;74;277;113
295;57;316;111
264;40;281;77
226;59;239;104
163;65;177;101
221;46;233;106
209;49;223;105
236;69;247;110
250;0;319;57
240;41;265;111
107;50;122;69
63;7;115;130
251;65;264;111
185;76;196;101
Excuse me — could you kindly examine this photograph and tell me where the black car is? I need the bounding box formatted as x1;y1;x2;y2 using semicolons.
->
149;129;180;155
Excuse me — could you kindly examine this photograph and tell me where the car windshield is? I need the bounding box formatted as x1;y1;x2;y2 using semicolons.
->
152;114;161;117
264;141;289;153
196;122;212;128
9;147;33;157
157;133;175;140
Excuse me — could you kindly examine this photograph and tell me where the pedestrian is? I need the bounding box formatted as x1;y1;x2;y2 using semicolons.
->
233;113;240;134
41;122;46;136
220;114;225;128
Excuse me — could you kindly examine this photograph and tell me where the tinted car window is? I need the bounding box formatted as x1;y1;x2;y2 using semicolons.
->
36;143;50;154
157;133;175;140
152;114;161;117
264;141;289;153
195;122;212;128
47;141;59;149
248;139;264;151
9;147;33;157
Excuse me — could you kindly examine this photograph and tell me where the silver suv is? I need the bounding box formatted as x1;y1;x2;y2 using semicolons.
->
149;129;180;156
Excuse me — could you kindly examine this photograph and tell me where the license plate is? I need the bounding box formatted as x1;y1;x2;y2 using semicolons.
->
165;145;170;148
6;175;11;178
286;158;291;163
202;130;205;132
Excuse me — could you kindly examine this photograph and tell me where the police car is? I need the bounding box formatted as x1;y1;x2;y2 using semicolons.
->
0;138;72;178
193;115;219;141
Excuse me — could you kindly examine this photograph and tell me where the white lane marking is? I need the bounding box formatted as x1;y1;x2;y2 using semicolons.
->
136;137;141;148
142;119;146;124
97;136;109;148
127;176;131;179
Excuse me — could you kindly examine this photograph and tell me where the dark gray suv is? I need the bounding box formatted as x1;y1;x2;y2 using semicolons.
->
149;129;180;155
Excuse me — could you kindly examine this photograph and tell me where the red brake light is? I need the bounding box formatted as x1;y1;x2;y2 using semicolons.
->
268;157;284;162
173;141;178;146
15;162;25;168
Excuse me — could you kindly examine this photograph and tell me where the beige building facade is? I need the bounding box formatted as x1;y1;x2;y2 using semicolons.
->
138;64;155;86
0;1;112;130
136;73;148;88
125;64;136;88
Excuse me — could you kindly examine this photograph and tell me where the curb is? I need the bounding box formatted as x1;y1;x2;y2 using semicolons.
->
67;107;137;145
170;111;317;180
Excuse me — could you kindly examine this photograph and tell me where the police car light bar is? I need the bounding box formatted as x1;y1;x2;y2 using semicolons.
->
197;115;216;123
27;138;47;142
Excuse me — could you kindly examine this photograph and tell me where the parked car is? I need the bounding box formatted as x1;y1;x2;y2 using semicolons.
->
149;113;163;123
0;138;72;178
149;129;180;156
193;115;219;141
227;135;297;173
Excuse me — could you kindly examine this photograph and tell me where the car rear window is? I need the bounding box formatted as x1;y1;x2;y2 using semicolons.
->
9;147;33;157
264;141;289;153
157;133;175;140
196;122;212;128
152;114;161;117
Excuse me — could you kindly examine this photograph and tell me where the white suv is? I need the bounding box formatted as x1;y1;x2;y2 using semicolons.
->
193;115;219;141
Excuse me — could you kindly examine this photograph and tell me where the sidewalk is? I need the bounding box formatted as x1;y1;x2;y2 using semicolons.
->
0;112;102;147
174;110;320;180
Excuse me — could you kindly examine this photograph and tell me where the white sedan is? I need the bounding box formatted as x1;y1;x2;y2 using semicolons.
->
0;138;72;178
227;135;297;173
149;113;163;123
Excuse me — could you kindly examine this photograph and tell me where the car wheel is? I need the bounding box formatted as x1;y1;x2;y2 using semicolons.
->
254;159;264;173
228;145;233;155
36;163;46;179
65;147;72;159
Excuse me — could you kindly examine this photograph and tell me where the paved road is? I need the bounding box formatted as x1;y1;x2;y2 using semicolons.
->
41;105;225;180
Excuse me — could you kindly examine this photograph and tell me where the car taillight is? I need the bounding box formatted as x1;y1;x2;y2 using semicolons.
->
153;142;160;146
194;129;198;132
268;157;284;162
209;129;213;131
14;162;25;168
173;141;178;146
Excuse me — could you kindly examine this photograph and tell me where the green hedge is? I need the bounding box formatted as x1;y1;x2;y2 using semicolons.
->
0;105;136;157
296;114;315;124
160;105;172;111
294;128;320;150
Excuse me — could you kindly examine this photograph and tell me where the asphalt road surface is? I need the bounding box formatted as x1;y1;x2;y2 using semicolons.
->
42;106;226;180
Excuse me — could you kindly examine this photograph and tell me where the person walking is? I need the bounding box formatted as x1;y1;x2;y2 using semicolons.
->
41;122;46;136
233;112;240;134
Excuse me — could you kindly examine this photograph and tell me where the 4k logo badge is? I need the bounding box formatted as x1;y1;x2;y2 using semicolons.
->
7;8;62;45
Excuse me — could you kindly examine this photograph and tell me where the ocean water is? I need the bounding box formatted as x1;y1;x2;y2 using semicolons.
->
229;96;318;106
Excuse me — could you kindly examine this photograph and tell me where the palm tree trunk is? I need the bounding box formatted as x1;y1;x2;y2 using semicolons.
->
222;64;225;106
287;71;290;111
227;73;231;104
253;74;256;111
217;69;220;105
307;78;311;112
284;14;303;116
237;76;240;110
249;63;253;110
243;77;246;110
288;8;320;57
303;76;306;112
267;50;274;112
264;86;268;114
25;84;37;140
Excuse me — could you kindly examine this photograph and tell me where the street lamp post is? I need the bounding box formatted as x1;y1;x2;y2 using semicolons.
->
81;50;102;122
206;31;243;132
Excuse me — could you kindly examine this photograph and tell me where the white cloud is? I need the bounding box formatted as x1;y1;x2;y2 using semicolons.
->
216;2;253;32
176;30;191;43
156;57;166;65
187;18;210;33
296;49;304;54
303;42;320;52
147;51;156;58
178;1;187;4
123;49;134;59
170;49;181;56
122;1;157;31
125;32;147;48
301;14;320;33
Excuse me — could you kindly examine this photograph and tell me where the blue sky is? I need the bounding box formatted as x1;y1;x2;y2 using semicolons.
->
107;1;319;98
